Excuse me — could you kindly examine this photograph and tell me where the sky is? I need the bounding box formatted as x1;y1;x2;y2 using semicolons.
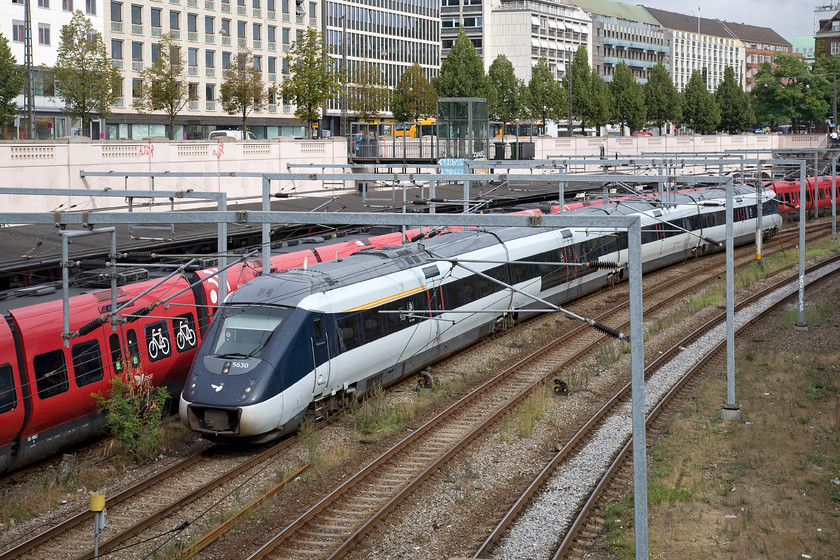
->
637;0;823;38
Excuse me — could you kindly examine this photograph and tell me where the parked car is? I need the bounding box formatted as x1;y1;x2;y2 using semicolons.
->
631;131;652;136
208;130;257;140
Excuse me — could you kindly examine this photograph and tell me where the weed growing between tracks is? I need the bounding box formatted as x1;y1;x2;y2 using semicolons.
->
603;279;840;559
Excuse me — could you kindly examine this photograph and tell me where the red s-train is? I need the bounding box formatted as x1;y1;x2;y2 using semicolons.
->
768;176;840;217
0;227;437;474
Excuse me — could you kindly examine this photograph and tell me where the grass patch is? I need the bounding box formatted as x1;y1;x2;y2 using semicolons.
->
351;385;412;440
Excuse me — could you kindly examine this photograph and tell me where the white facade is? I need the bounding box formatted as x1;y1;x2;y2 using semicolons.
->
669;30;744;92
485;0;591;83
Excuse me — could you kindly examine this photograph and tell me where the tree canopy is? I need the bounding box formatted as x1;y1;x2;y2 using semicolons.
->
643;63;681;133
347;59;390;122
682;70;720;133
134;34;188;139
220;49;268;134
432;28;488;98
587;68;612;133
0;33;24;127
752;54;828;131
570;45;592;133
715;66;753;134
487;55;522;124
53;11;120;135
391;63;437;123
610;62;646;132
524;57;565;130
278;27;344;137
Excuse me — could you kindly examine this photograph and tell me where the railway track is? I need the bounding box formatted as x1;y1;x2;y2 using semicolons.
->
0;221;830;560
480;253;840;559
234;225;835;559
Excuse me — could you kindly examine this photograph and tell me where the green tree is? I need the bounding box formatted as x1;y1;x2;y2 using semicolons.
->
279;27;343;138
570;45;592;133
609;62;646;133
643;63;681;133
715;66;754;133
487;55;522;123
587;69;612;134
432;28;488;98
524;57;565;132
53;11;120;135
347;59;390;122
0;34;24;126
812;53;840;123
220;49;267;135
134;34;187;139
752;54;828;132
391;62;438;123
683;70;720;133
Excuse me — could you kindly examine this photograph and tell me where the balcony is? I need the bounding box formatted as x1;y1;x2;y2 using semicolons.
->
253;40;261;49
268;41;276;50
204;0;213;7
222;36;231;45
132;61;143;71
206;68;215;77
171;30;180;38
151;26;162;36
205;33;215;43
282;13;289;21
206;101;216;110
253;8;260;17
237;5;246;14
114;97;124;107
131;24;143;34
112;59;124;69
268;104;277;112
238;38;247;47
188;31;198;41
188;66;198;75
268;72;276;81
267;10;275;19
189;101;199;110
111;21;123;32
188;0;197;6
221;2;230;11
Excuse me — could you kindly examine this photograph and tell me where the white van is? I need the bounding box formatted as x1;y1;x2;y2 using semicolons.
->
208;130;257;140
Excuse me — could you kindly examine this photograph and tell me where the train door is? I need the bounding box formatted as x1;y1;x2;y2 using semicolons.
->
0;318;25;474
311;314;331;394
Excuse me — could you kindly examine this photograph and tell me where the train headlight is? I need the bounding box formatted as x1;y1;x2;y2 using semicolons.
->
238;377;261;402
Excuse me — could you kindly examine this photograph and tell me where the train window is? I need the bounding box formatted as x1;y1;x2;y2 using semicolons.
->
210;305;291;358
382;299;404;334
361;309;384;343
33;350;69;399
0;364;15;413
109;334;124;374
312;316;324;344
173;313;198;353
71;341;104;387
336;314;362;351
462;276;477;304
126;329;141;368
409;291;429;320
442;280;465;310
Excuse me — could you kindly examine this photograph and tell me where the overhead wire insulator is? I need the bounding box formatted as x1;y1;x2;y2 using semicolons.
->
75;316;107;337
589;320;629;341
587;260;621;270
78;259;108;267
125;305;155;322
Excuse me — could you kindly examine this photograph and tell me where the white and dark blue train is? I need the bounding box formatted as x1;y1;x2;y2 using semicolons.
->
180;186;781;441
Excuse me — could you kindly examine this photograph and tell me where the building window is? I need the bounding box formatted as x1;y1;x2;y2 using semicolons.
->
188;13;197;32
308;1;314;17
205;49;215;67
38;24;50;46
267;0;274;10
268;56;276;73
112;38;123;59
222;51;231;68
132;41;142;61
188;82;199;101
131;4;141;24
441;18;458;28
170;10;180;30
281;0;288;13
282;27;289;44
151;42;160;61
221;18;230;36
463;16;481;27
252;0;259;7
86;0;96;14
253;55;261;69
833;20;840;32
206;83;215;102
188;47;198;67
151;7;161;27
63;0;73;11
253;23;261;40
237;20;246;38
132;78;143;98
205;16;214;34
38;0;49;7
111;1;121;22
268;25;276;42
12;21;25;43
833;41;840;56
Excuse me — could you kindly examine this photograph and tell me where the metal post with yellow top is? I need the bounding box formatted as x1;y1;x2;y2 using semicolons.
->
90;492;107;559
